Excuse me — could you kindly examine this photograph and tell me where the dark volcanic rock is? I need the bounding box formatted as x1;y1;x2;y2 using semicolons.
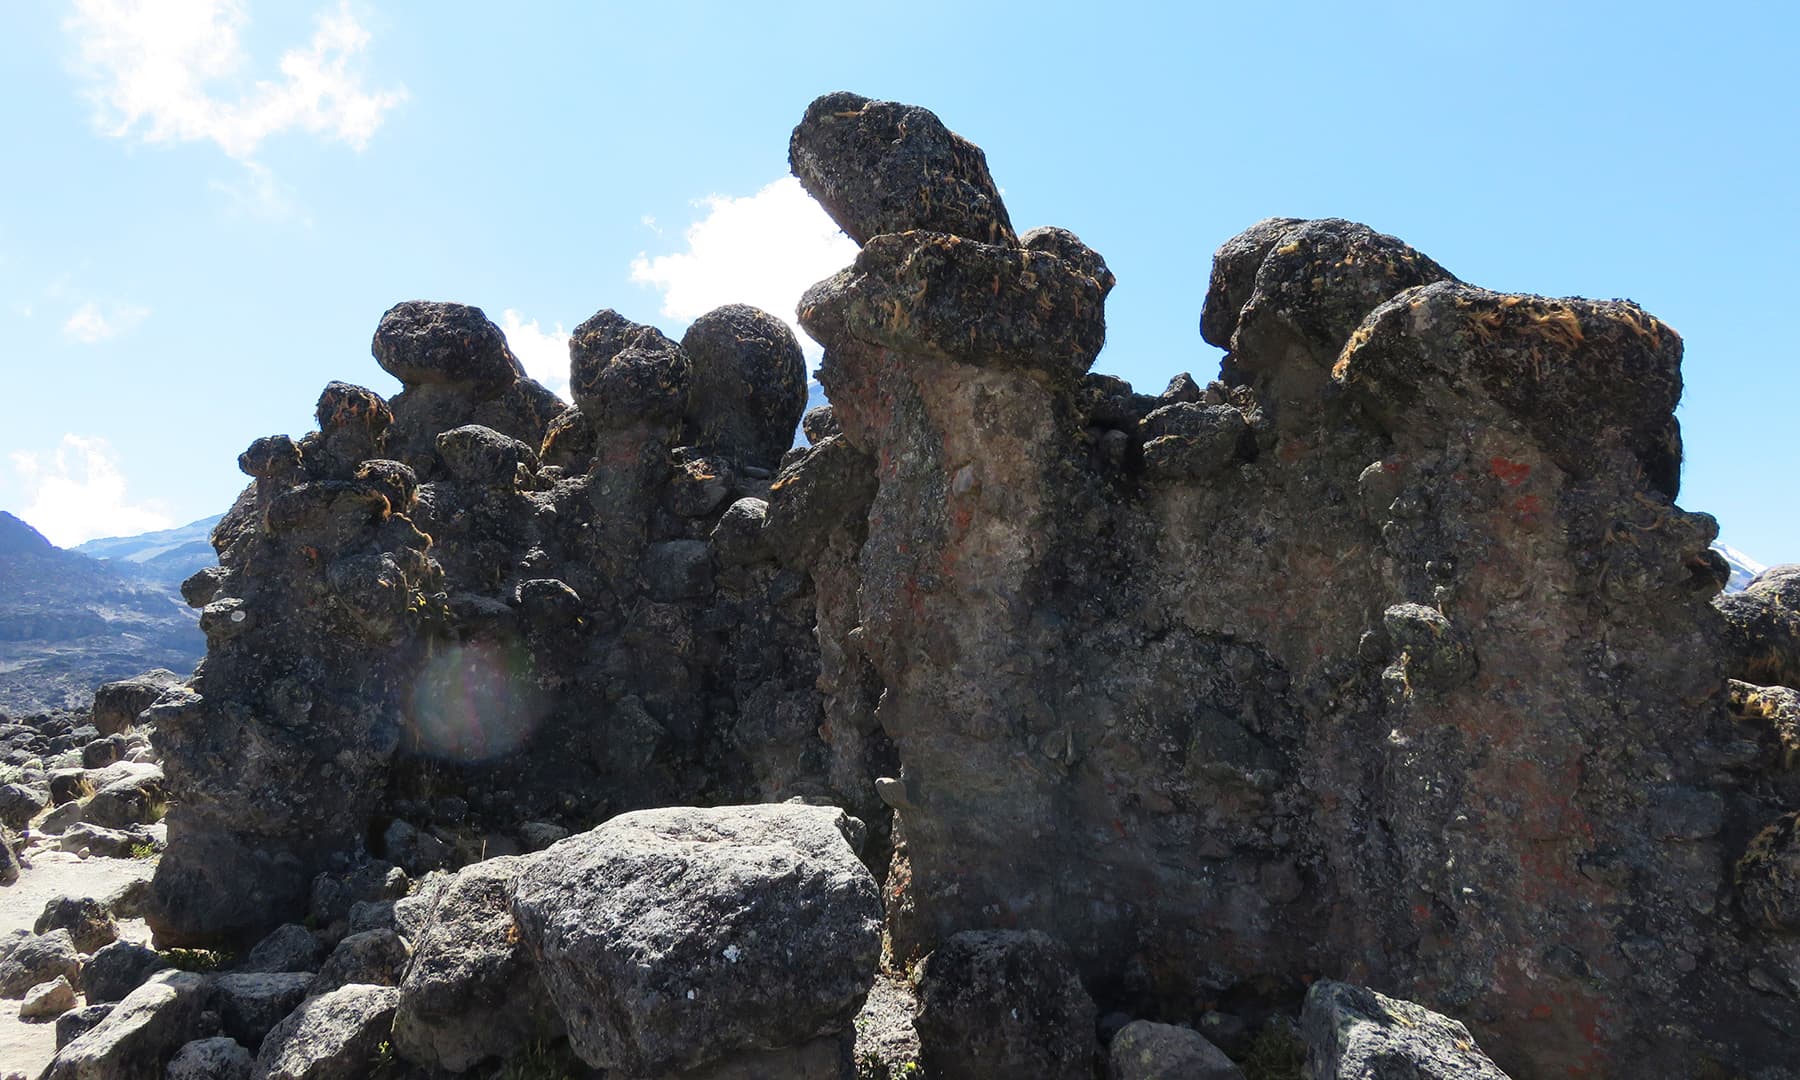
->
508;803;882;1076
1301;980;1510;1080
790;91;1015;246
913;930;1098;1080
679;304;809;472
372;301;523;392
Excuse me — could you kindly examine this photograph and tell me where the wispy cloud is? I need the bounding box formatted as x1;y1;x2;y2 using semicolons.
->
10;434;172;547
63;300;150;343
65;0;406;162
500;309;570;401
630;177;858;366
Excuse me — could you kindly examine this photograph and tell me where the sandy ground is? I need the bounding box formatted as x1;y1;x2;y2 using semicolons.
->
0;850;156;1079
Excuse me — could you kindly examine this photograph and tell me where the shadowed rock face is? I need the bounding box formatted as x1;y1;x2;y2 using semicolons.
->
144;89;1800;1080
148;301;869;948
788;91;1795;1078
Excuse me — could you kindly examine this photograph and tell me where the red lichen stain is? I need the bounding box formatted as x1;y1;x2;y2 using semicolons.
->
1531;1004;1554;1020
1278;437;1306;463
1111;819;1128;838
1412;903;1431;920
1513;494;1543;517
1489;457;1532;487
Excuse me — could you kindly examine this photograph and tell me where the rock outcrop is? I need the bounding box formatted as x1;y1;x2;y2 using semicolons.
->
125;88;1800;1079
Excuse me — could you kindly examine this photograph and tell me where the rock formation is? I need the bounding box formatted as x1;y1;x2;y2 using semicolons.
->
95;88;1800;1078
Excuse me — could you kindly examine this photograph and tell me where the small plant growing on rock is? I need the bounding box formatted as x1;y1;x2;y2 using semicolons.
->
158;947;230;972
127;840;157;860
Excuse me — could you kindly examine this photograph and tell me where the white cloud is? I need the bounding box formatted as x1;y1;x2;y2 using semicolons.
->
63;301;150;343
10;435;172;547
65;0;406;162
630;177;858;365
501;309;570;400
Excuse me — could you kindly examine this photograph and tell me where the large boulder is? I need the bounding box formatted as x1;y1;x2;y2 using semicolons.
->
251;983;400;1080
307;929;408;997
35;895;120;953
44;970;211;1080
0;928;81;998
913;930;1098;1080
678;304;809;471
1301;981;1511;1080
91;670;183;736
1109;1020;1243;1080
508;803;882;1076
213;972;313;1048
789;91;1015;246
393;855;562;1072
83;941;167;1004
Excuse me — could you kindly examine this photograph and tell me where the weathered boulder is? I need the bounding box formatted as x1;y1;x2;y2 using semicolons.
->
213;972;312;1048
20;975;79;1021
1301;981;1510;1079
790;91;1015;246
1717;564;1800;689
242;924;325;974
678;304;809;472
35;895;119;953
168;1037;256;1080
372;301;523;393
56;1003;114;1049
393;855;561;1072
307;929;408;997
82;761;165;828
1108;1020;1242;1080
91;670;183;737
251;983;399;1080
83;941;167;1003
44;970;211;1080
913;930;1098;1080
509;803;882;1075
0;928;81;998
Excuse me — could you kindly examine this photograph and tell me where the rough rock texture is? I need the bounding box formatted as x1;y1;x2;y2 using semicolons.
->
82;941;166;1004
56;1003;114;1049
168;1037;256;1080
1302;981;1510;1079
778;91;1794;1078
392;855;561;1072
91;670;183;736
152;297;851;950
213;973;312;1049
251;983;399;1080
306;929;408;996
508;803;882;1076
1108;1020;1243;1080
35;895;119;953
0;929;81;998
912;930;1098;1080
241;925;324;975
135;87;1800;1080
21;975;79;1021
43;970;210;1080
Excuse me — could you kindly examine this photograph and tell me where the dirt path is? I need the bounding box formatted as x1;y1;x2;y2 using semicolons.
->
1;850;156;1079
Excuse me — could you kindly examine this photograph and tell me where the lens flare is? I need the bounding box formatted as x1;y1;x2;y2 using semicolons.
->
407;641;543;762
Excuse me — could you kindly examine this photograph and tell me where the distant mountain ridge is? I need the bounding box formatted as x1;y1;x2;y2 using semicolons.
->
75;514;223;587
0;511;207;713
1715;543;1767;593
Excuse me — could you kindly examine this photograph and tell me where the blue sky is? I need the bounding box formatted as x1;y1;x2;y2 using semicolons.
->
0;2;1793;565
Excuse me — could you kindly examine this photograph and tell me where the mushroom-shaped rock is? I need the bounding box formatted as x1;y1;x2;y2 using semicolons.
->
372;301;523;393
1338;281;1684;498
1199;216;1308;348
568;310;690;431
679;304;809;471
508;803;882;1076
790;91;1016;246
913;929;1099;1080
800;231;1107;380
238;435;304;482
393;855;563;1073
1301;980;1510;1080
